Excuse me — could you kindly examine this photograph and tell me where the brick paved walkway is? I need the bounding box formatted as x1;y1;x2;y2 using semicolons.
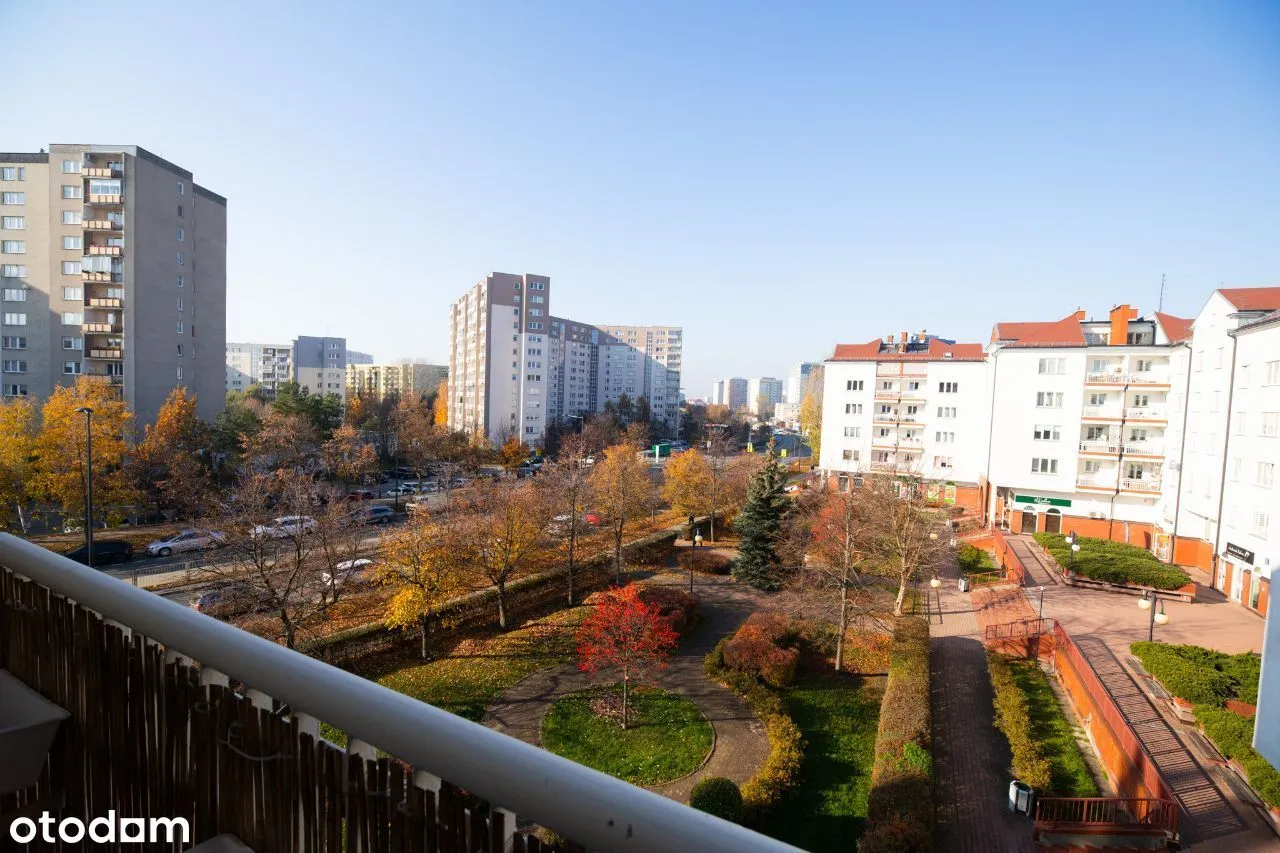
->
929;566;1034;853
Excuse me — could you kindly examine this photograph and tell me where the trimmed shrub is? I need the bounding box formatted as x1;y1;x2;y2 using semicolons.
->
680;549;733;575
1197;706;1280;808
861;616;932;853
636;586;700;638
957;543;995;575
723;612;800;688
689;777;744;823
703;635;804;818
1131;642;1254;707
987;652;1053;790
1033;532;1189;590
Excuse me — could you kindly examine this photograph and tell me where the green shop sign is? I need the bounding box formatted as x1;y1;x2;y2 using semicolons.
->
1013;494;1071;508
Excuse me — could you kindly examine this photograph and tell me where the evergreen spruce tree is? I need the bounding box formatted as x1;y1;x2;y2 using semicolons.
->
732;452;790;590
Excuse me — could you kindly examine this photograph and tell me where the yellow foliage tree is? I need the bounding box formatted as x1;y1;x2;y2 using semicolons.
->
501;436;530;468
460;482;549;630
589;443;656;582
131;387;212;521
322;423;379;490
32;377;135;526
432;379;449;426
0;398;38;531
379;513;468;659
661;449;713;522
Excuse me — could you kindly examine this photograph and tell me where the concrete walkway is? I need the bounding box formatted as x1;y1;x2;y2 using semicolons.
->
483;573;771;802
928;562;1035;852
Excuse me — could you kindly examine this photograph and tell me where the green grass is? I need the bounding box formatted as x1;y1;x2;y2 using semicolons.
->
320;607;587;745
541;686;713;785
760;673;885;852
1006;659;1099;797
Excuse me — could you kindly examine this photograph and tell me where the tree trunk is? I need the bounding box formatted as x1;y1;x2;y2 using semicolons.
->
613;522;624;584
621;677;629;731
835;582;848;672
567;531;576;605
496;580;508;631
15;502;27;535
894;579;908;616
419;612;431;660
282;613;296;650
710;482;717;542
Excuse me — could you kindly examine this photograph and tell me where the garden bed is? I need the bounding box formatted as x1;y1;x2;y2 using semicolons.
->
1033;532;1192;593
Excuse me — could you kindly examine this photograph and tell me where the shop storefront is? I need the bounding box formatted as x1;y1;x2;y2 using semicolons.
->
1218;542;1270;617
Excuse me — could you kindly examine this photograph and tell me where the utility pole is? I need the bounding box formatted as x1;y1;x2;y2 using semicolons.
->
1158;273;1166;313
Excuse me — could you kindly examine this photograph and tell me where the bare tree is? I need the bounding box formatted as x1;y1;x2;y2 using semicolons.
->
541;434;593;604
862;474;949;616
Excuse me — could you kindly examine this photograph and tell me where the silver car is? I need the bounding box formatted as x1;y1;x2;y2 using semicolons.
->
145;528;227;557
250;515;317;539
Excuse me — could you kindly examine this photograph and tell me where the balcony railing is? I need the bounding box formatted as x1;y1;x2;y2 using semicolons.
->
82;218;123;231
869;460;897;471
87;348;123;359
875;365;901;376
1076;476;1113;490
1078;441;1121;455
81;165;122;178
873;390;898;400
87;297;123;308
1123;442;1163;457
82;271;122;283
87;244;123;256
87;193;123;205
1034;796;1178;835
1121;478;1161;493
0;535;797;853
1125;408;1166;420
1081;406;1123;419
82;322;120;333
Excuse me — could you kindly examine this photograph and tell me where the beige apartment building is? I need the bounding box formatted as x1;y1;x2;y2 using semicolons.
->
0;145;226;425
347;361;447;403
447;272;681;445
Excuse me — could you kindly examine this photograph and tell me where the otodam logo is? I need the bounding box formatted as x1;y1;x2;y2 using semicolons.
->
8;812;190;845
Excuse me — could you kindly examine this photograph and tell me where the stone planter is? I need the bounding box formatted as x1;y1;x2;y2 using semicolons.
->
1172;696;1196;723
0;669;70;796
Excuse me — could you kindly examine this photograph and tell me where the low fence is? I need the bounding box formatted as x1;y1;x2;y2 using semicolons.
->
984;617;1056;660
992;529;1027;585
1052;623;1175;805
1034;797;1178;835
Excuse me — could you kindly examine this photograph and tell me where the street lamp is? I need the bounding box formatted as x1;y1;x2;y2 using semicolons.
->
1138;591;1170;642
929;576;942;623
1037;586;1046;619
75;406;94;569
690;529;703;594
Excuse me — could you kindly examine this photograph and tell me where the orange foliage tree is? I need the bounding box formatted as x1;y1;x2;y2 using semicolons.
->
576;584;678;729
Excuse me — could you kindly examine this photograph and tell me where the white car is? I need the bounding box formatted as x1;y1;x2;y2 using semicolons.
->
382;483;419;497
145;528;227;557
321;558;377;586
250;515;317;539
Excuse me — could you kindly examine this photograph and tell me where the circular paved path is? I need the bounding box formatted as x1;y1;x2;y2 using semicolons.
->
482;567;770;802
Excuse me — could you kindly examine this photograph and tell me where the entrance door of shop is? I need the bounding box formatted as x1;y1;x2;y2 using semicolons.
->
1045;509;1062;534
1020;510;1038;533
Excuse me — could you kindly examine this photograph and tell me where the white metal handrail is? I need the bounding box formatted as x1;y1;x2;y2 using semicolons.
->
0;534;800;853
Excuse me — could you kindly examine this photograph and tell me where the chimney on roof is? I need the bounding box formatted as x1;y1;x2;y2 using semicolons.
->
1073;310;1086;321
900;331;908;343
1109;304;1131;346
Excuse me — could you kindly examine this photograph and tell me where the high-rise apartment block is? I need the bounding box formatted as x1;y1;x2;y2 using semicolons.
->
447;272;681;444
710;377;748;410
786;362;817;403
347;350;375;365
1;145;226;424
347;361;447;403
818;288;1280;620
225;342;292;397
292;336;347;402
748;377;784;415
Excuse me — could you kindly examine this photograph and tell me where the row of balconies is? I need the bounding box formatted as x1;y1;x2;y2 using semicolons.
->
1076;475;1162;494
82;218;123;231
1084;372;1171;387
1081;406;1167;421
86;245;122;256
1077;440;1164;457
86;297;122;309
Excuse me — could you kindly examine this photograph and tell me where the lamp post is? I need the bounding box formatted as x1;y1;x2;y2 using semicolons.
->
75;406;94;569
929;576;941;623
1037;586;1046;619
690;530;703;594
1138;590;1170;642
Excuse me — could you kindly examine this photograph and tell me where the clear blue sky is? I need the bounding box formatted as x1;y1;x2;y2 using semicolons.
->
6;1;1279;397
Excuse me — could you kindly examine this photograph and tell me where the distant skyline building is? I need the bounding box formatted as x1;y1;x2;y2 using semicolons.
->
347;361;446;403
292;335;347;401
347;349;374;365
225;341;291;397
447;272;681;444
748;376;784;415
786;362;817;403
710;377;748;410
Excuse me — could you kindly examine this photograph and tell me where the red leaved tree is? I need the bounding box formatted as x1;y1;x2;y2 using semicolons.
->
576;584;678;729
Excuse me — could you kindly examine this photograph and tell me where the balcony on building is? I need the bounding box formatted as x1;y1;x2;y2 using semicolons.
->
1120;478;1161;494
873;389;899;401
875;364;902;377
82;321;121;334
869;459;897;471
1081;406;1124;421
86;243;123;257
1078;441;1122;456
81;155;123;179
86;296;123;309
1124;407;1167;422
82;215;124;231
86;347;123;360
1076;476;1115;492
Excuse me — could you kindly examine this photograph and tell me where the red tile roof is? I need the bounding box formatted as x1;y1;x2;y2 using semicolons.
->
1218;287;1280;312
1153;312;1193;343
829;337;985;362
990;312;1086;347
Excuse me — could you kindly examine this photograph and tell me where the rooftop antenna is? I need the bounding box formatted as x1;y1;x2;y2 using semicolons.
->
1158;273;1166;313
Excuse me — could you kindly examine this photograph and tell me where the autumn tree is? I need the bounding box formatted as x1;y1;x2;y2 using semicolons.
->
242;410;320;475
322;423;379;490
378;512;467;659
0;398;37;532
576;584;678;729
392;396;438;477
589;443;656;583
32;377;136;526
798;366;824;462
733;452;790;591
661;449;713;526
501;436;530;468
541;434;593;604
863;475;948;616
459;482;549;630
580;413;622;456
130;387;214;521
432;379;449;426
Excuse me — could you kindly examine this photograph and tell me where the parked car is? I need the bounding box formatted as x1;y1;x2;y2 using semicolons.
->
321;558;377;587
344;489;376;502
65;540;134;566
250;515;317;539
144;529;227;557
583;511;603;527
190;583;268;619
783;483;804;494
351;505;394;526
405;498;431;516
514;465;534;479
382;483;419;497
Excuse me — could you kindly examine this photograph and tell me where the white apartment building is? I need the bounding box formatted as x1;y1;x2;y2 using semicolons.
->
819;333;990;509
748;377;784;416
347;361;447;403
711;377;748;410
786;362;817;404
225;342;292;397
448;273;681;445
1;145;226;425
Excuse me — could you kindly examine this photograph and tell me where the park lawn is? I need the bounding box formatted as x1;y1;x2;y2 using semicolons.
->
541;686;713;785
1007;659;1099;797
760;672;885;853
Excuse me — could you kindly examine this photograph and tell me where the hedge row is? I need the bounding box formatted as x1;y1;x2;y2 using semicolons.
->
1033;532;1190;590
957;543;995;575
1196;706;1280;808
987;652;1052;790
722;612;800;688
304;528;680;663
860;616;933;853
704;637;804;818
1131;641;1260;707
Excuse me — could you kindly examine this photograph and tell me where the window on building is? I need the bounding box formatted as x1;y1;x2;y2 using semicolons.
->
63;361;81;375
176;274;184;287
845;403;862;414
935;431;955;443
1267;361;1280;385
844;426;861;438
2;288;25;301
1038;357;1067;375
1030;458;1058;474
61;286;82;301
938;381;958;393
1255;511;1271;537
1259;462;1276;488
1083;460;1101;475
62;235;82;250
846;380;863;391
62;337;82;350
177;182;184;196
2;384;28;397
2;336;26;349
176;297;183;311
2;359;27;373
1261;413;1279;438
934;456;953;469
177;226;184;242
1134;359;1153;372
1;193;25;205
1132;393;1150;408
1;241;25;253
61;185;81;199
61;261;80;275
62;210;81;225
176;366;184;381
1;265;26;277
61;159;79;173
1033;424;1060;441
3;312;27;326
1129;427;1148;442
1235;412;1246;435
1;216;23;229
0;167;24;181
61;312;82;325
1037;391;1063;408
176;251;184;266
842;449;857;461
